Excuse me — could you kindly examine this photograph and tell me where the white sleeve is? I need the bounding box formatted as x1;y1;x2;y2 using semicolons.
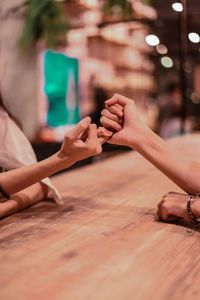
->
0;111;63;204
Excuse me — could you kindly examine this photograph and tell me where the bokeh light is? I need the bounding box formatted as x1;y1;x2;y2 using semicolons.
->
172;3;183;12
145;34;160;46
188;32;200;43
156;44;168;54
161;56;173;68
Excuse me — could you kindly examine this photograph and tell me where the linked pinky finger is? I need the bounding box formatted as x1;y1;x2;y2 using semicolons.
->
97;126;113;138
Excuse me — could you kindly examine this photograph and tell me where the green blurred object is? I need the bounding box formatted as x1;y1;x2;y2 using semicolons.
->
44;50;80;127
18;0;69;50
102;0;134;19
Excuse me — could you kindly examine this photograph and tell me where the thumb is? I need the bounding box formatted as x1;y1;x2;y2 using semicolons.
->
69;117;91;139
98;136;108;145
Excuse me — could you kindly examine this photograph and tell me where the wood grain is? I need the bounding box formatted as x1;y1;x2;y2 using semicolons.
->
1;134;200;300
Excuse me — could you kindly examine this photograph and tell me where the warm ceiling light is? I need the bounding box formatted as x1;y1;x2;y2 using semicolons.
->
156;44;168;54
80;0;99;8
188;32;200;43
172;3;183;12
145;34;160;46
161;56;173;68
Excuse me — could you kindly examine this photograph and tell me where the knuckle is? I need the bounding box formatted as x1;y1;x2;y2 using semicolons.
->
92;123;97;129
163;193;169;199
161;203;168;212
97;127;103;134
65;133;72;141
109;105;116;112
96;145;102;154
114;93;119;98
101;109;107;116
100;116;106;124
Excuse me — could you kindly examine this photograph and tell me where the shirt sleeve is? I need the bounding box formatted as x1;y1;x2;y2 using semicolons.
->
0;110;63;204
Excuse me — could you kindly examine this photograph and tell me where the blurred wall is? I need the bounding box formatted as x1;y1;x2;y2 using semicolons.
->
0;0;38;139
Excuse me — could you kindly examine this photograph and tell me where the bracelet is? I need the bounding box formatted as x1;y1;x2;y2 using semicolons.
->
187;196;200;224
0;186;10;200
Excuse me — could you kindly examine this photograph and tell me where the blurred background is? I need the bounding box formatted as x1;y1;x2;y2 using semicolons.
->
0;0;200;168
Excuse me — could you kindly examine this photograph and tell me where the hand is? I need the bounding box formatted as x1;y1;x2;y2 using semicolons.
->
100;94;148;149
157;192;192;222
97;126;113;144
58;117;104;166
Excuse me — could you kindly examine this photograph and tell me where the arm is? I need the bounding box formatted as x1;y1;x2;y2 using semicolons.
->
0;183;45;218
134;127;200;195
0;117;110;199
0;153;71;197
100;94;200;195
157;192;200;222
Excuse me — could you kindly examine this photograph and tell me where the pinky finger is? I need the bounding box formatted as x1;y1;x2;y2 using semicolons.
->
98;126;113;138
100;116;122;131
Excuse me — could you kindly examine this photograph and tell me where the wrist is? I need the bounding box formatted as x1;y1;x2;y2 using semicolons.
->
190;196;200;219
129;126;152;151
56;151;76;170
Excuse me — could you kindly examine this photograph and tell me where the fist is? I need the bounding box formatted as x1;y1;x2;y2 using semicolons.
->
157;192;190;222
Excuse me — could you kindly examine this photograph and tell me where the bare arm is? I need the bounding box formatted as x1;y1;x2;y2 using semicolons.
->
0;117;110;199
0;183;45;218
135;127;200;195
100;94;200;195
0;153;71;197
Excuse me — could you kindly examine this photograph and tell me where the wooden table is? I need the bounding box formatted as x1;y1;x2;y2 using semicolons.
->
1;134;200;300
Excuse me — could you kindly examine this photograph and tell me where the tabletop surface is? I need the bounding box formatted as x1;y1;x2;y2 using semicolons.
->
1;134;200;300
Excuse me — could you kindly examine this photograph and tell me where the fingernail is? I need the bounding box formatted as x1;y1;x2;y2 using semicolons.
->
83;117;91;124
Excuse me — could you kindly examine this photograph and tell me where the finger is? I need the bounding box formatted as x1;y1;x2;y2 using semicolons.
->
157;200;167;221
98;127;113;145
105;94;132;107
98;136;108;145
157;200;163;210
86;124;98;146
101;109;121;122
163;193;170;198
157;205;162;220
97;126;113;138
106;105;123;118
168;191;188;196
160;205;170;221
157;206;180;222
166;215;181;221
115;103;123;111
86;124;102;154
68;117;91;140
100;116;122;131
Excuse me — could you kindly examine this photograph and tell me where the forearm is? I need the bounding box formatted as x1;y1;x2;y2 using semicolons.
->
134;128;200;195
0;152;73;197
0;183;45;218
